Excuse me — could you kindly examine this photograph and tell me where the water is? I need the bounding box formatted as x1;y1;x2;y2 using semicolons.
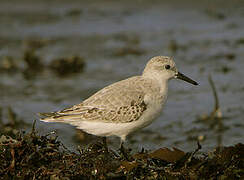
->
0;0;243;152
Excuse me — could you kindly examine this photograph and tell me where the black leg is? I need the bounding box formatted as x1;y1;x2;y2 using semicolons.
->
119;141;130;160
102;137;107;146
102;137;108;152
119;141;124;151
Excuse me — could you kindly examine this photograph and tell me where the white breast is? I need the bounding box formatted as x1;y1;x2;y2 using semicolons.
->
108;91;167;138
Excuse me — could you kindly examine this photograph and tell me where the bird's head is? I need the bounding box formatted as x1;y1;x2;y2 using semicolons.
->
143;56;198;85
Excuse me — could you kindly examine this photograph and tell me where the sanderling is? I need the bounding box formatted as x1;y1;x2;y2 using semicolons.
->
39;56;198;147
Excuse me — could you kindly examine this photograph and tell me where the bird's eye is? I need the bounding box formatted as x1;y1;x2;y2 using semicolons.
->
165;65;171;69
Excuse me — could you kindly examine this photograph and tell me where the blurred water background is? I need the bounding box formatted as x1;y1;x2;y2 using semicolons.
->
0;0;243;152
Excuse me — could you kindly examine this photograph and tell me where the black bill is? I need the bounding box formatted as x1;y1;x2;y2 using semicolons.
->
176;72;198;85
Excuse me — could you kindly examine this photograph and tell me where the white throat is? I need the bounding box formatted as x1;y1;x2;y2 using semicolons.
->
142;71;170;94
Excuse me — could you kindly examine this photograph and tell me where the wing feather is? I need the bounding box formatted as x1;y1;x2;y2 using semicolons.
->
39;76;151;124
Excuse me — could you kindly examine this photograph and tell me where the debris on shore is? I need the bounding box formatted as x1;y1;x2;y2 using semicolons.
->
0;123;243;179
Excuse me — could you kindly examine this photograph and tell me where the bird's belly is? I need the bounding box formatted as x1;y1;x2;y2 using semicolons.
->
78;101;165;138
79;105;163;137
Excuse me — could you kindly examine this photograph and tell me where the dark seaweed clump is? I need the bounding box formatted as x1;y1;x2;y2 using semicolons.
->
0;125;243;180
49;56;85;76
0;48;86;79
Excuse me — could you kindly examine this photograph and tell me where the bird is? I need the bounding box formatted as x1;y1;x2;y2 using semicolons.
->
39;56;198;149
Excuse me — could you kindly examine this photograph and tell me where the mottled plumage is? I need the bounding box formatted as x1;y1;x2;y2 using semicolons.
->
39;56;198;143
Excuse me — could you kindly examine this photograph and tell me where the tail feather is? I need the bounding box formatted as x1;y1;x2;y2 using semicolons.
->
38;112;58;117
38;112;82;125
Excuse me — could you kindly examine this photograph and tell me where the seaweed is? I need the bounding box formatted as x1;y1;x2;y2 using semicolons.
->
49;56;85;76
0;123;243;180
